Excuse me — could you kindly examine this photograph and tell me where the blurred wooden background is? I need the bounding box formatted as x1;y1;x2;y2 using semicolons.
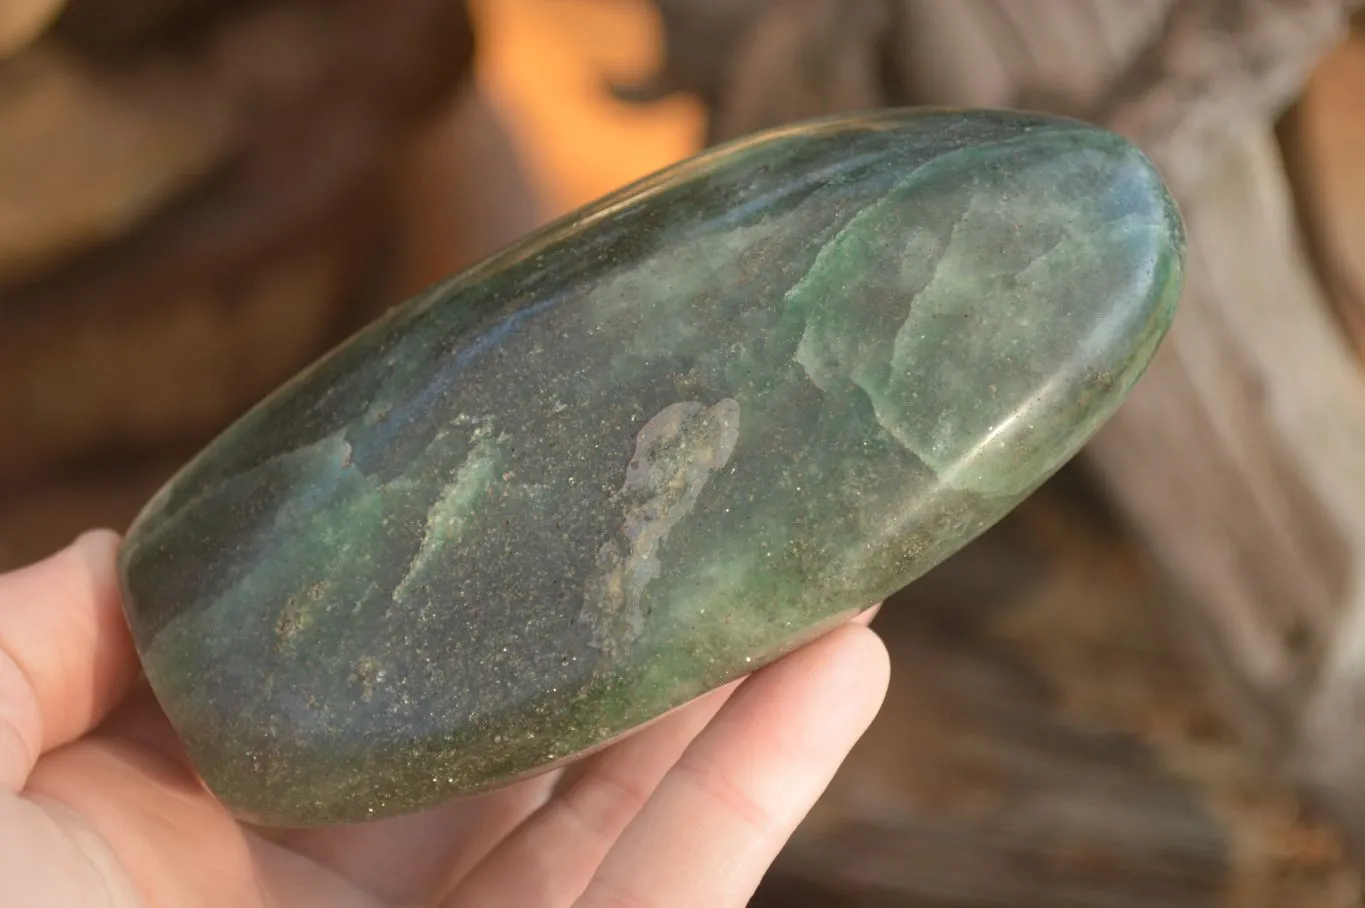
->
4;2;1365;905
0;0;704;569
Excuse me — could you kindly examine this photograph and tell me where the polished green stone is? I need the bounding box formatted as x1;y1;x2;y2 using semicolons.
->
117;109;1184;826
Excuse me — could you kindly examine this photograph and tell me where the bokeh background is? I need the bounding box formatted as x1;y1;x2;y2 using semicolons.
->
5;2;1365;905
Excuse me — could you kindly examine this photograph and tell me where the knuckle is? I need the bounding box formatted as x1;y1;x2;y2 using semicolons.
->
670;753;771;837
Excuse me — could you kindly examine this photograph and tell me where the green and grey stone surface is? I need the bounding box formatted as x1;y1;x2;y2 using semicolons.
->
117;108;1185;827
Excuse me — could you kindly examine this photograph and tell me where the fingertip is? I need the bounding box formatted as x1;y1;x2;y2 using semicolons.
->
67;530;123;583
69;528;125;596
53;527;134;656
576;613;892;907
786;622;890;730
0;529;139;779
72;528;122;555
840;623;891;722
24;529;125;620
852;602;882;626
833;621;890;683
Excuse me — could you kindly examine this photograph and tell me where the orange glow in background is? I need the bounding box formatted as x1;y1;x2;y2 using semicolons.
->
470;0;705;217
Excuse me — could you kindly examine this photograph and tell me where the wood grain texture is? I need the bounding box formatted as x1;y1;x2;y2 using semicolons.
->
0;45;232;288
629;0;1172;140
0;82;538;567
1076;1;1365;847
1279;22;1365;358
1089;0;1358;197
749;476;1363;907
0;190;388;487
0;0;475;485
1090;127;1365;850
651;0;1365;857
0;0;472;296
886;0;1171;111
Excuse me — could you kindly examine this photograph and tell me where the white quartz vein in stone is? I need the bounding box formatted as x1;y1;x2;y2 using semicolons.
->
393;428;502;604
581;399;741;660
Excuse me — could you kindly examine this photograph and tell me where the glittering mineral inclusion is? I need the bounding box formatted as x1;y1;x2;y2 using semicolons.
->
117;108;1185;826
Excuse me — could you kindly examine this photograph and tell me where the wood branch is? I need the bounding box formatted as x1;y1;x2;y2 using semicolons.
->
677;0;1357;187
636;0;1359;191
1091;0;1361;197
0;0;472;294
51;0;268;58
0;0;63;58
885;0;1171;111
1074;0;1365;846
750;479;1363;907
707;0;892;141
0;45;232;288
1278;25;1365;358
629;0;1173;136
0;185;389;488
387;85;541;298
659;0;1365;854
611;0;767;107
0;81;538;559
1087;127;1365;847
0;0;475;485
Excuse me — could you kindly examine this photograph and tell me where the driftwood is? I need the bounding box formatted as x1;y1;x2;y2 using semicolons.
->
636;0;1365;861
627;0;1171;141
1086;0;1354;195
0;0;535;567
1279;21;1365;358
1076;1;1365;849
1092;124;1365;846
0;459;176;570
0;0;473;489
0;82;541;572
0;47;537;568
0;0;472;295
0;0;63;58
0;45;232;288
51;0;280;58
4;3;1364;900
750;474;1362;907
387;85;542;298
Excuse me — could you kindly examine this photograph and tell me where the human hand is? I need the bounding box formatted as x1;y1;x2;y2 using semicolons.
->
0;530;888;907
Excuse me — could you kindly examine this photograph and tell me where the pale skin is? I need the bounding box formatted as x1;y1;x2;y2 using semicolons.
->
0;530;889;907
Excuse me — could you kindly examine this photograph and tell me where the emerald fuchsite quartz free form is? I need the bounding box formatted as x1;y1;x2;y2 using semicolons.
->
117;109;1185;826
